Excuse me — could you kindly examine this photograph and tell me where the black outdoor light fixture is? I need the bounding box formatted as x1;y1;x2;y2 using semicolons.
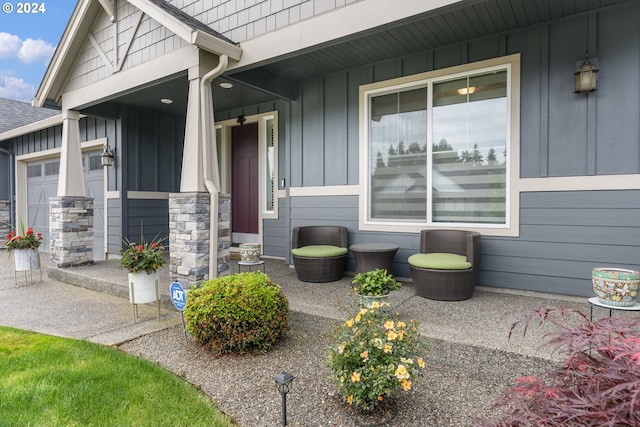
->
274;371;295;426
100;144;114;167
575;51;599;94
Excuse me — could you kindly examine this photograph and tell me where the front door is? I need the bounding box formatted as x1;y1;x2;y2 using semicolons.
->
231;123;259;244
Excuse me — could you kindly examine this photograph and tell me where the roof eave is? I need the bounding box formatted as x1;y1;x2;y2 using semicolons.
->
192;30;242;62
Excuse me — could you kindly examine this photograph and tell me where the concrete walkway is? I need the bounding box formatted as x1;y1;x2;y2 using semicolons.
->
0;250;615;361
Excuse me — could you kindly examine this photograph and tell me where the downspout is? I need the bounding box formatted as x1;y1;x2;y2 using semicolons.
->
200;54;228;279
0;146;15;228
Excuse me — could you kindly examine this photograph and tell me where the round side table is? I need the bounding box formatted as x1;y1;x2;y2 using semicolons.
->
238;260;266;274
350;243;399;274
588;297;640;320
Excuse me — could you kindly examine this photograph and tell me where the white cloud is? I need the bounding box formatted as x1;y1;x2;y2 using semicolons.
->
0;32;21;59
0;71;36;102
0;32;55;64
18;38;56;64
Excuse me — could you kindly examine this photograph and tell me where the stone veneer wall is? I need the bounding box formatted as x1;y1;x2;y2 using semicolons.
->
169;192;230;288
49;197;94;268
0;200;10;247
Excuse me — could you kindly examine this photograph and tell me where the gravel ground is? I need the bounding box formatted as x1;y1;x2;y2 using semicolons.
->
119;310;550;427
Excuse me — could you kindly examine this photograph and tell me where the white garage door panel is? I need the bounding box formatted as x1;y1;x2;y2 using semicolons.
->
26;150;105;260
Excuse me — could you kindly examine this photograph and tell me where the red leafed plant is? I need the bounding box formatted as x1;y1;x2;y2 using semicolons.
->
477;306;640;427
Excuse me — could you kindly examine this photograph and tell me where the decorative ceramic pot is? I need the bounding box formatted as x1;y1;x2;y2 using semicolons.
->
13;248;40;271
592;267;640;307
128;271;160;304
239;243;261;264
357;293;389;309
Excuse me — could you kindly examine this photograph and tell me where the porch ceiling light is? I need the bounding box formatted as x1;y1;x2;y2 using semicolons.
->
160;98;174;104
220;82;233;89
457;86;476;96
575;51;599;94
101;144;114;167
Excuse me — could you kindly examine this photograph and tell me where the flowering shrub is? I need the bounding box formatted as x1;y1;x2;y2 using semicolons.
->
5;222;43;251
477;306;640;426
120;235;165;274
327;302;430;412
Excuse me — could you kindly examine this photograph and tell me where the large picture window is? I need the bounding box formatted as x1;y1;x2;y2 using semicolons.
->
365;61;512;229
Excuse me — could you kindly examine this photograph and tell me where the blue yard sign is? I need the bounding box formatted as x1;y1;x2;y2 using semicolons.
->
170;282;187;311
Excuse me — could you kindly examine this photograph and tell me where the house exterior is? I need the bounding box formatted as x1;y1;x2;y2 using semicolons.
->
1;0;639;296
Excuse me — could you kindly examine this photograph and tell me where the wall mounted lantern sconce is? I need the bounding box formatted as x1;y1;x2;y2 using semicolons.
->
237;115;246;125
575;51;599;94
101;144;114;167
274;371;295;426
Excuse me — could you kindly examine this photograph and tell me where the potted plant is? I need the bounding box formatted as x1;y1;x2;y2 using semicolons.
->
121;233;166;304
5;222;43;272
352;268;401;307
327;302;430;413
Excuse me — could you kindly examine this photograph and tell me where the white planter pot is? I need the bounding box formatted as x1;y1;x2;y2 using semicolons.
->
357;293;389;308
13;248;40;272
239;243;261;264
128;271;160;304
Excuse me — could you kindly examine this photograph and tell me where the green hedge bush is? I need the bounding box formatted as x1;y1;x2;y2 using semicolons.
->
184;272;289;354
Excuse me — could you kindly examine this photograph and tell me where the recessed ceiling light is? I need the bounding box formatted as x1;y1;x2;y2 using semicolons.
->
160;98;173;104
220;82;233;89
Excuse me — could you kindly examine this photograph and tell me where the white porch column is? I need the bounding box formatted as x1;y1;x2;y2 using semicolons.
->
180;67;207;192
57;109;85;197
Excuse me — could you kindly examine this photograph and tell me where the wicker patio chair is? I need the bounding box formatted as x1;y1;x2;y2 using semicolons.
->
291;226;348;282
408;229;481;301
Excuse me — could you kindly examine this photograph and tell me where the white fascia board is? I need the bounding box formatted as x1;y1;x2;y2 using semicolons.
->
33;0;95;107
61;46;200;110
127;0;240;61
230;0;461;71
192;31;242;61
0;115;63;141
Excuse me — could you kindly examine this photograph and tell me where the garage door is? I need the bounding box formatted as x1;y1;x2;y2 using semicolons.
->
26;150;105;260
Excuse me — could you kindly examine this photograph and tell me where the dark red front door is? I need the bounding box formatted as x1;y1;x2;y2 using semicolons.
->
232;123;259;237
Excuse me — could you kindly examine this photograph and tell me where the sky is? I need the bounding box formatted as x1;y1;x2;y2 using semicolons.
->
0;1;76;102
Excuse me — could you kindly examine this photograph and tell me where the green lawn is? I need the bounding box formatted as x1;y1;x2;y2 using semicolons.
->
0;326;235;426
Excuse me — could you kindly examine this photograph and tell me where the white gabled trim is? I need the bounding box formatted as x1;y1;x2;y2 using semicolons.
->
61;46;201;110
127;0;241;61
97;0;116;22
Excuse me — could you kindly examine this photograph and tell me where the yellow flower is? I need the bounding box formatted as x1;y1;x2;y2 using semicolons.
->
401;357;414;364
370;301;380;309
351;371;361;382
383;320;395;330
395;364;410;379
387;330;398;341
397;321;406;328
337;345;344;354
378;395;383;401
360;350;369;360
355;313;362;322
384;343;393;353
370;366;375;372
401;379;412;391
373;338;384;349
418;357;425;368
345;319;354;328
347;395;353;405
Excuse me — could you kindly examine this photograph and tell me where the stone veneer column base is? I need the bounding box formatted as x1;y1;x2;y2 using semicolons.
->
169;192;230;288
49;196;94;268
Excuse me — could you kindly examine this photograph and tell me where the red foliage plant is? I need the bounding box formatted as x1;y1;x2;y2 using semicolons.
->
476;306;640;427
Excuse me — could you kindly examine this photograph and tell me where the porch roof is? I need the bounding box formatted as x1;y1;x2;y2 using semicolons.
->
33;0;241;109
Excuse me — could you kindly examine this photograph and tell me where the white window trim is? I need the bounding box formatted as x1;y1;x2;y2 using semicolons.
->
358;54;521;237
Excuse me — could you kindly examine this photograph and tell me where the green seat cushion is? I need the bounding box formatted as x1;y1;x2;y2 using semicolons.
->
292;245;348;258
408;253;472;270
